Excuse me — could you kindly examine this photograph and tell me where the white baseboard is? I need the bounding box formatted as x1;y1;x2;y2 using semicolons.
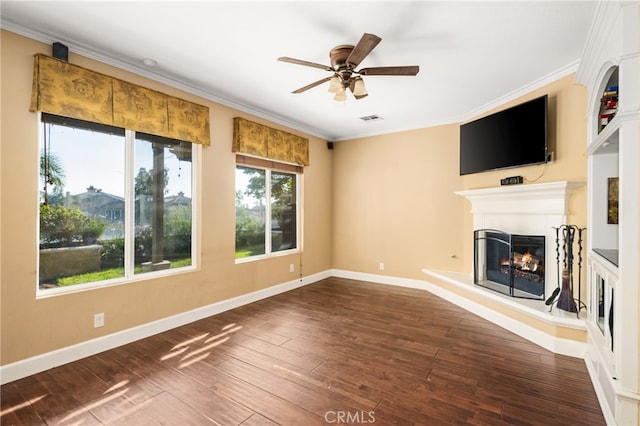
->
331;269;429;290
331;269;586;358
0;270;331;385
584;351;618;426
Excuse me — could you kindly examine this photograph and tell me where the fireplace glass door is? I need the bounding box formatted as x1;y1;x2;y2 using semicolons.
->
474;229;545;300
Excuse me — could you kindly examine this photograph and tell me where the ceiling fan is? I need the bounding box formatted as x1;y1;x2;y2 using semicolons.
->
278;33;419;101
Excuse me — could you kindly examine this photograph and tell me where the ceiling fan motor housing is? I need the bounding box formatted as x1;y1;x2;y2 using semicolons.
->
330;45;355;82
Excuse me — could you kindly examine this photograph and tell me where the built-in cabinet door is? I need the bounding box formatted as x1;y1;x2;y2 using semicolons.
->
588;255;617;368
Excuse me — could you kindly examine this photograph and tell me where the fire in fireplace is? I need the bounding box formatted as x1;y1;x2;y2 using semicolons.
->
474;229;546;300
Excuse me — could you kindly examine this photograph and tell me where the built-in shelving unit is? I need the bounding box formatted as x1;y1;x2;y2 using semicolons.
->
587;66;620;382
577;2;640;424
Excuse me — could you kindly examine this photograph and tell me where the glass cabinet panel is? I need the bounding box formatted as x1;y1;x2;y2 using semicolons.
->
596;272;605;334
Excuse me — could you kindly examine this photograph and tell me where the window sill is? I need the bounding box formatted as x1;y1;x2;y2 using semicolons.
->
235;248;300;264
36;264;198;299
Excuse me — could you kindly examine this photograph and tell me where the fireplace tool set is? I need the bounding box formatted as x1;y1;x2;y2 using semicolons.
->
545;225;587;317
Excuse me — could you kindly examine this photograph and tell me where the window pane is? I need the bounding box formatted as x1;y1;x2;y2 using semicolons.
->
235;166;266;258
271;171;297;253
39;121;125;289
134;137;193;274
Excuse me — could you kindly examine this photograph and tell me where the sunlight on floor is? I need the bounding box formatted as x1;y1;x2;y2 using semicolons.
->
171;332;210;350
0;394;46;416
158;323;243;369
160;345;189;361
104;379;130;394
3;324;246;423
60;386;130;423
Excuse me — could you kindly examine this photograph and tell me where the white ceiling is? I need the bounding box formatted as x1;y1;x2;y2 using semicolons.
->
1;1;598;141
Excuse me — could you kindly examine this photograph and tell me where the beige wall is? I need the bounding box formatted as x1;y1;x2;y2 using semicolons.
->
332;124;466;277
333;74;588;282
0;31;333;365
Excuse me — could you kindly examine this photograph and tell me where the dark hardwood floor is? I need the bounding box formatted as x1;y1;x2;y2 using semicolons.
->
1;277;605;425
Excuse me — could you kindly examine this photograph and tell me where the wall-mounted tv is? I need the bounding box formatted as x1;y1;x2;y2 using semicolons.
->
459;95;548;175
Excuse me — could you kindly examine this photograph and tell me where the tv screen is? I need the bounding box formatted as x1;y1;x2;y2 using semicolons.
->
459;95;548;175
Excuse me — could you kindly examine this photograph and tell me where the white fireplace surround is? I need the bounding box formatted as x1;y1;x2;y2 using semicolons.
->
455;180;584;302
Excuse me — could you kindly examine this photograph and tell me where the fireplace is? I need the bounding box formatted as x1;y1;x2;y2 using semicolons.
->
474;229;545;300
456;181;583;302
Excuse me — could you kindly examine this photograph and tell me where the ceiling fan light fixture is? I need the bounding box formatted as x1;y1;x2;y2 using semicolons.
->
333;87;347;102
328;76;341;93
353;77;367;97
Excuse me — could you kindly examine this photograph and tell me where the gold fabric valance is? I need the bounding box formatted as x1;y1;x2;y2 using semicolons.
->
232;117;309;166
30;54;210;146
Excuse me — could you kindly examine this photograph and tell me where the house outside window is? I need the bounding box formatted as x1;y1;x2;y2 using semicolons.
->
38;114;196;294
235;164;300;260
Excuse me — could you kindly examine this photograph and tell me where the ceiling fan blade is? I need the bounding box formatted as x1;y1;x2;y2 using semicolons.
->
278;56;333;72
359;66;420;76
345;33;381;67
291;76;333;94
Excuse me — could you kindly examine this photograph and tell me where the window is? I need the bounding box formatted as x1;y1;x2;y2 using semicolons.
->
105;208;123;222
235;161;300;260
38;114;195;293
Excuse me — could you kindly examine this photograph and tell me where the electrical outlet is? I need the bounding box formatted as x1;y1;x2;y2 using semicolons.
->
289;264;295;273
94;313;104;328
379;262;385;271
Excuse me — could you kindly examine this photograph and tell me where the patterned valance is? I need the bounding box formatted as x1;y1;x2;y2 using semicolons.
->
30;54;210;146
232;117;309;166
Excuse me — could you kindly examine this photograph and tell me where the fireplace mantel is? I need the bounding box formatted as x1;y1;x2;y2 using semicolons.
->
454;181;584;216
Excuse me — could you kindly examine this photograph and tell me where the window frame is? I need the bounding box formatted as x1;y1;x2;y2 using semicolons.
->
36;113;200;298
234;156;303;263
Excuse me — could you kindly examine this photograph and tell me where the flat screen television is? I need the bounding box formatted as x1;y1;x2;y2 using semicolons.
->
459;95;548;175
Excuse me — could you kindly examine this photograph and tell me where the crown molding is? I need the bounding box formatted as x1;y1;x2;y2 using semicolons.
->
575;1;622;86
457;60;580;125
334;61;581;142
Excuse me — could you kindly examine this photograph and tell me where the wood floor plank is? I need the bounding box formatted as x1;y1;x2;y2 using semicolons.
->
238;413;279;426
110;391;215;425
209;366;325;425
217;357;377;416
232;334;325;371
179;340;380;414
145;367;253;425
0;382;43;425
81;352;165;405
12;371;101;425
372;397;443;425
0;277;605;425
